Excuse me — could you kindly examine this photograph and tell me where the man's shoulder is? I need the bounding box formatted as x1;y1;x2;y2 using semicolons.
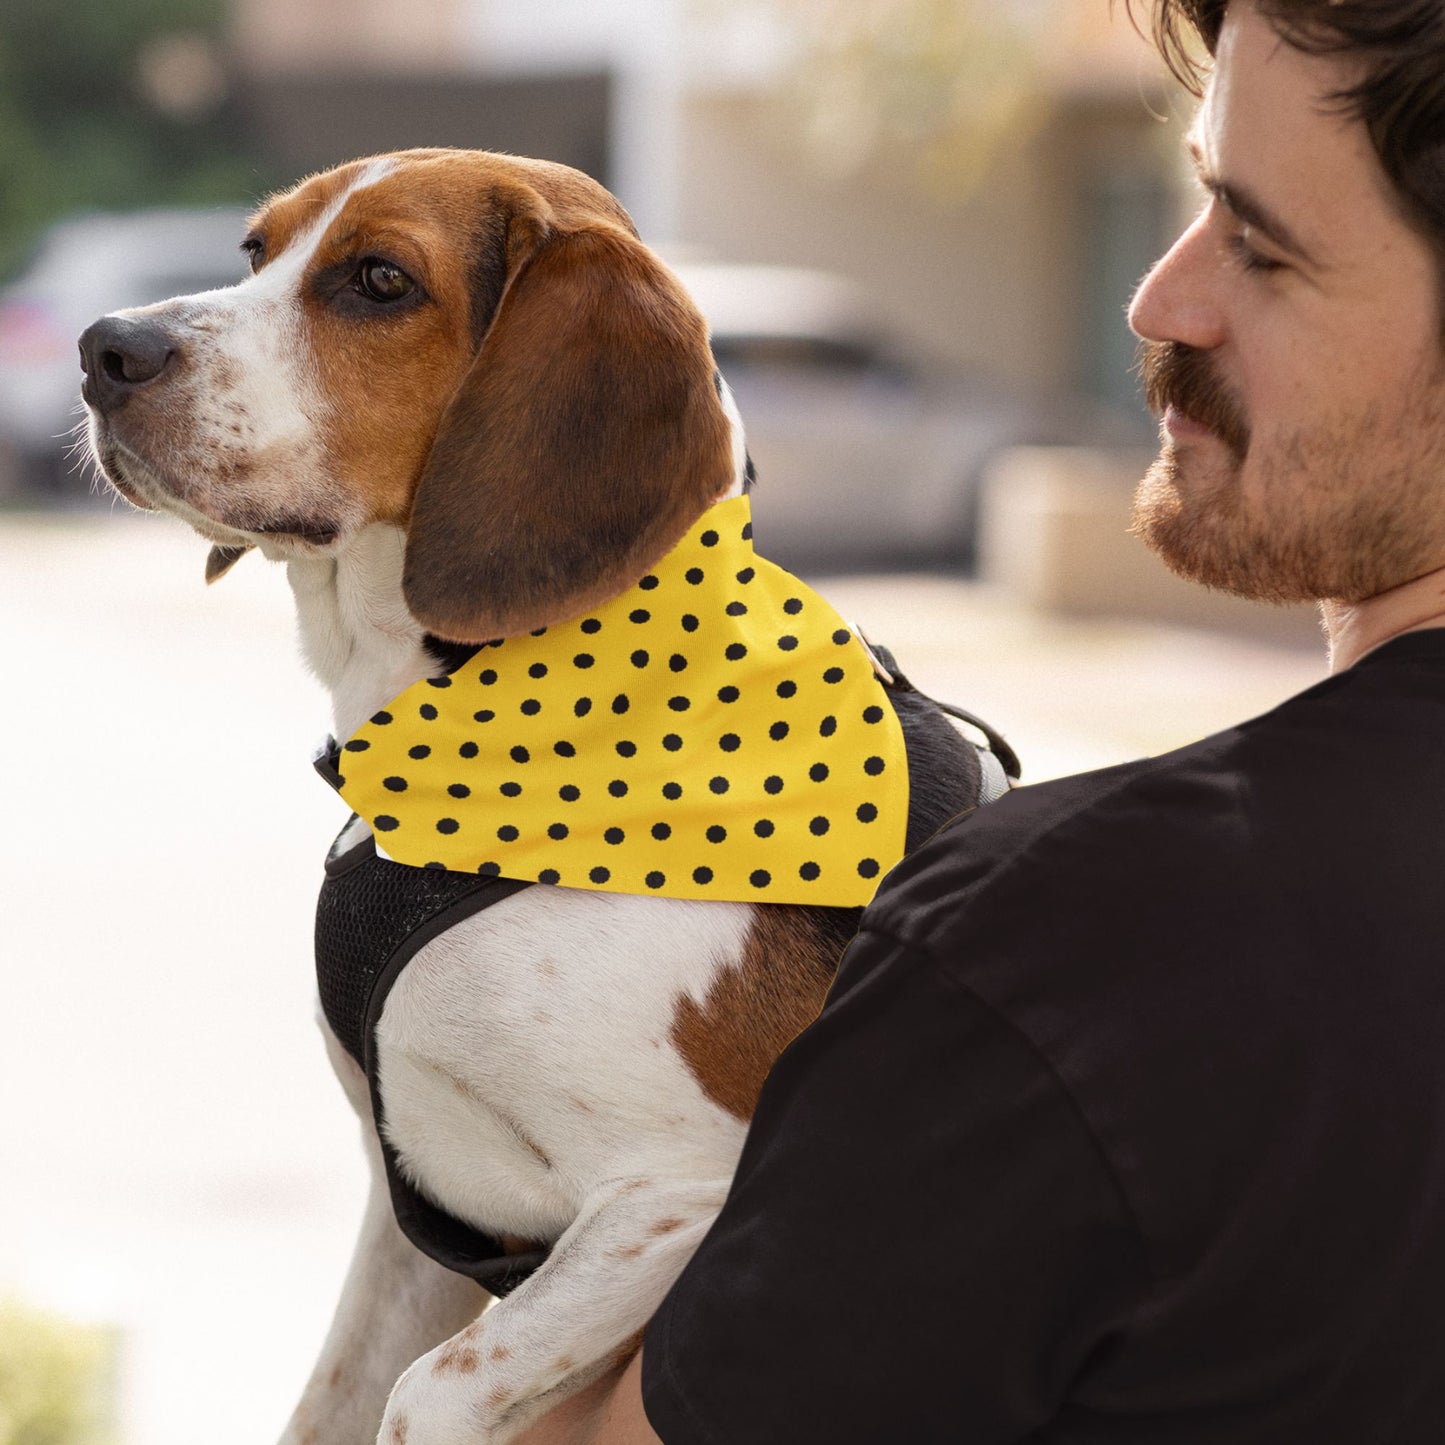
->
868;724;1254;951
870;639;1445;954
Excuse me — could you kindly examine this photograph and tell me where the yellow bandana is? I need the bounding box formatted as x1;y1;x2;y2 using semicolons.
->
334;496;908;905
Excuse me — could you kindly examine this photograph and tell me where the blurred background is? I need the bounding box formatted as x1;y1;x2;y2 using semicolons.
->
0;3;1330;1442
1;0;1182;556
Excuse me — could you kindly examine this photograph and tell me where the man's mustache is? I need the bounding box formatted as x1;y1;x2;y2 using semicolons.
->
1137;340;1251;462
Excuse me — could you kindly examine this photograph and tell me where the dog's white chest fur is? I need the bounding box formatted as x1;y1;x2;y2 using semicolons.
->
377;887;752;1242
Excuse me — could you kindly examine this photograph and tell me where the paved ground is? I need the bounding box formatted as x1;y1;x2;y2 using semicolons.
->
0;507;1329;1443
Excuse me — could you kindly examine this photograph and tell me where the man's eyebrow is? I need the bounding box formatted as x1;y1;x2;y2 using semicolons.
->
1184;135;1319;267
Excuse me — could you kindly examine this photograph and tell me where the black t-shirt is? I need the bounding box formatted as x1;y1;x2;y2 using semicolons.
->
642;629;1445;1443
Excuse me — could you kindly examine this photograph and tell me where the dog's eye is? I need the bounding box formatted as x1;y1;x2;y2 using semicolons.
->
356;258;415;302
241;235;264;273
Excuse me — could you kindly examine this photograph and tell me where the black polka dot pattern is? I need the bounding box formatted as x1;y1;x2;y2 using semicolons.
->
334;496;906;904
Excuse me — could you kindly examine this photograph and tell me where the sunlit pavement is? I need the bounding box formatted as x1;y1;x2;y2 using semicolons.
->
0;507;1328;1444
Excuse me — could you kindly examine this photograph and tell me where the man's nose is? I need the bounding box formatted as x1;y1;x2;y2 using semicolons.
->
78;315;178;413
1128;213;1226;351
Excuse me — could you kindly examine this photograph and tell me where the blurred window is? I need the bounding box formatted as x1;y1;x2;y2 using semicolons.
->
1078;160;1171;428
710;333;911;383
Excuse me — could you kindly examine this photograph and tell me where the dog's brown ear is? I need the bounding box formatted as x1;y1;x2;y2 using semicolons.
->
402;221;733;642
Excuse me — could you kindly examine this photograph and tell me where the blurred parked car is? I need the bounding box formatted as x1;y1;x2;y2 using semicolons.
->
0;208;1043;567
0;206;251;496
672;262;1044;569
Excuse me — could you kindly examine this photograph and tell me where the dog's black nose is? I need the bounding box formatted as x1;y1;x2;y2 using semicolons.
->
79;316;177;412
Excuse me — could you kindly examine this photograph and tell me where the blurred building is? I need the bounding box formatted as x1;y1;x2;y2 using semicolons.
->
222;0;1185;426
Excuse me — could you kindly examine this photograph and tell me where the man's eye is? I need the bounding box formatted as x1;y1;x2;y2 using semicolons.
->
1227;229;1284;275
355;259;415;302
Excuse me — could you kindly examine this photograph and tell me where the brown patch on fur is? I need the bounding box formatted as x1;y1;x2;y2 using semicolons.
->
649;1216;686;1235
489;1344;511;1362
613;1244;645;1259
327;1363;344;1388
571;1095;594;1112
433;1339;481;1375
247;160;370;263
486;1386;514;1409
389;1417;408;1445
554;1356;575;1373
671;905;843;1120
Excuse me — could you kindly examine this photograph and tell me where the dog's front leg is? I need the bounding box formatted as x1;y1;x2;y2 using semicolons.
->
377;1175;729;1445
279;1025;488;1445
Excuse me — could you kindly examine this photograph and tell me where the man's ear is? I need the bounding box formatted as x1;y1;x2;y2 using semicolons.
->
402;222;733;643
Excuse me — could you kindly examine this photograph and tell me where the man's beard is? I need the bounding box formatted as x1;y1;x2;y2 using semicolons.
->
1131;339;1445;605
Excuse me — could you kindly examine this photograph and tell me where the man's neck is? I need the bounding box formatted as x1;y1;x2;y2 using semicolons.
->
1322;564;1445;672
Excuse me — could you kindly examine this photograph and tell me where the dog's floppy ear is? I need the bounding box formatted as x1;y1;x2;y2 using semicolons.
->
402;214;734;642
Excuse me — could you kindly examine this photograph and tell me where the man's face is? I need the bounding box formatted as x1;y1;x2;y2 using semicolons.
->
1129;0;1445;605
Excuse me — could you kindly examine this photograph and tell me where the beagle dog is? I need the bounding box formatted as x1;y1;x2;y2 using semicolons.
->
79;149;1008;1445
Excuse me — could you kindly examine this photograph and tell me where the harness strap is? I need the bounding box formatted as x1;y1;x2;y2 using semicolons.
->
315;809;540;1295
862;636;1022;787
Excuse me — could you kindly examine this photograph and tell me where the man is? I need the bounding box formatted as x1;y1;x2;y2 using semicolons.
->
522;2;1445;1438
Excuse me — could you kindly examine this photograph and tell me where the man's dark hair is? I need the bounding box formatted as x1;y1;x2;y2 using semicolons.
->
1131;1;1445;257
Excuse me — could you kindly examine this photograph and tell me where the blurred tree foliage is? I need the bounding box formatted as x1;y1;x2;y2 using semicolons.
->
0;1297;116;1445
698;0;1055;204
0;0;260;280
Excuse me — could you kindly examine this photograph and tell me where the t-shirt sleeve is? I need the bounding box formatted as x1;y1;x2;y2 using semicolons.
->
641;915;1148;1444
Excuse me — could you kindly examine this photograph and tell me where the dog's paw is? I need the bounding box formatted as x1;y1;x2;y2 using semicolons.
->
378;1325;539;1445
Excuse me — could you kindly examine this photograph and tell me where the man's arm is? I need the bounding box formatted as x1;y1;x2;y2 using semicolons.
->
513;1351;656;1445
